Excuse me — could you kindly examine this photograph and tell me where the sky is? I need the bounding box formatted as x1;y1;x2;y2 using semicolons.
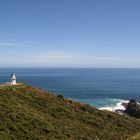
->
0;0;140;68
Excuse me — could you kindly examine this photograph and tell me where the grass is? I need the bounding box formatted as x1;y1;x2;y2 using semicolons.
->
0;84;140;140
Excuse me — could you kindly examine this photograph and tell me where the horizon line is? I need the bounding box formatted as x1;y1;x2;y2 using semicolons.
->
0;67;140;69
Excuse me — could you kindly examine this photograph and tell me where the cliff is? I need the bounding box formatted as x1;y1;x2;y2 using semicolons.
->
0;84;140;140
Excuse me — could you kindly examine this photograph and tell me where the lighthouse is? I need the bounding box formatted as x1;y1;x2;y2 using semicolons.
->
10;73;17;85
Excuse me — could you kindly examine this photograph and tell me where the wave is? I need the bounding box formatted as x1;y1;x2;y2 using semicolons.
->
99;99;129;112
72;98;129;112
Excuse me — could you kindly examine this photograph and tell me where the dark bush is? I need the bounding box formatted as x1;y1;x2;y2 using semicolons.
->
57;95;64;99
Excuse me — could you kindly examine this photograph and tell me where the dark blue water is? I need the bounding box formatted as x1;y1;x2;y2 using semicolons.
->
0;68;140;108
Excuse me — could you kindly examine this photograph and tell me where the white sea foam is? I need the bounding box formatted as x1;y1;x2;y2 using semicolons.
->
99;99;129;112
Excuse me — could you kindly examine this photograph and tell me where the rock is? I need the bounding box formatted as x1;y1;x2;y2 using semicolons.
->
115;109;125;115
133;110;140;118
121;102;128;108
124;99;140;118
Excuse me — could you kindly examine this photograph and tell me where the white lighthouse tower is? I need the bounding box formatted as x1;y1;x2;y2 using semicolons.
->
10;73;17;85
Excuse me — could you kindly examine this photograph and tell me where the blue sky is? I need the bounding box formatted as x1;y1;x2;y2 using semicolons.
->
0;0;140;68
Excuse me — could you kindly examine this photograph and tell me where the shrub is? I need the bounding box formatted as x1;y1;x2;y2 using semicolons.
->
57;95;64;99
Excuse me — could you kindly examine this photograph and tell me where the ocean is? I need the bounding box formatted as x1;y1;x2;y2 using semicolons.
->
0;68;140;110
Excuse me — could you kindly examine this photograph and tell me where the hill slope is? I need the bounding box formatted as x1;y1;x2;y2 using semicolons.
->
0;84;140;140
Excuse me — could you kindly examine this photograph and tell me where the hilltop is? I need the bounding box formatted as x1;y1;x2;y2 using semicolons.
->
0;84;140;140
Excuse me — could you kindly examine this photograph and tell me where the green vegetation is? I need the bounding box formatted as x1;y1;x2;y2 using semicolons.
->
0;84;140;140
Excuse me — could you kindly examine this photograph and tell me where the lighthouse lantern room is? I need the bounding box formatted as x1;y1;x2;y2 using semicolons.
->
10;73;17;85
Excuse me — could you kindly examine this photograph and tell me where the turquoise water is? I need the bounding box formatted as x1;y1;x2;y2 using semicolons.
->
0;68;140;108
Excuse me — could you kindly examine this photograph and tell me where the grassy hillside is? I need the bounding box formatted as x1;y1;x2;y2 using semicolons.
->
0;84;140;140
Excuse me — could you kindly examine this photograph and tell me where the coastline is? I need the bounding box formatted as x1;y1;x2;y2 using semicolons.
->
72;98;129;112
74;98;140;117
99;99;129;112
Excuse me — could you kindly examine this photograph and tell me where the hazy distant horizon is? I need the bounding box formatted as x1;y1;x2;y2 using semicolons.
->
1;67;140;69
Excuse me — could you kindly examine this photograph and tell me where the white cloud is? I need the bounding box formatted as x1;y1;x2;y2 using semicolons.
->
0;42;23;47
0;48;138;68
23;52;123;67
26;51;77;65
93;57;121;61
0;41;36;48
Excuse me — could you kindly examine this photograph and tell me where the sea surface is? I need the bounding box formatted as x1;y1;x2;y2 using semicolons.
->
0;68;140;110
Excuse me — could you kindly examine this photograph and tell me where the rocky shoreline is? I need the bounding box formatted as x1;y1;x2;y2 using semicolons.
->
115;99;140;118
